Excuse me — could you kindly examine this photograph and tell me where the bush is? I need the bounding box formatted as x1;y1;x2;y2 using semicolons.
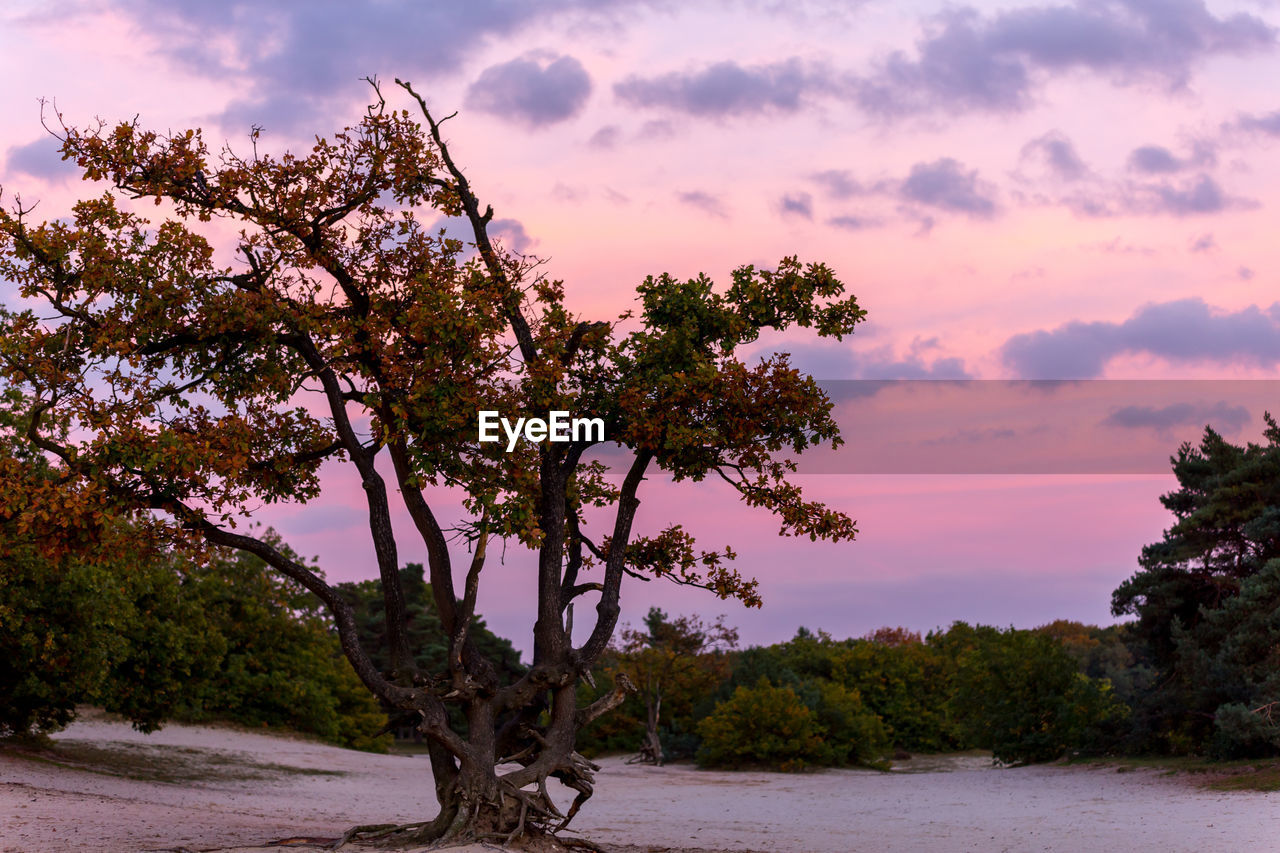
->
807;680;889;767
1210;702;1280;760
944;623;1127;764
696;678;826;771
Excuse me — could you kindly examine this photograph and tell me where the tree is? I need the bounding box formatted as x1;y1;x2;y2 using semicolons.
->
935;623;1126;764
336;562;524;740
0;506;392;751
0;79;863;846
610;607;737;764
1113;416;1280;755
173;542;394;752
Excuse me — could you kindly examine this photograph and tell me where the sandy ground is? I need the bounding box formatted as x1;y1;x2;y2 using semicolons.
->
2;718;1278;853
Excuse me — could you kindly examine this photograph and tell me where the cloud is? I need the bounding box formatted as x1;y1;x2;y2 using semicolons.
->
1127;145;1181;174
826;214;880;230
1142;173;1230;215
466;54;592;128
1228;109;1280;137
1101;401;1251;434
1001;298;1280;378
490;218;534;253
1189;233;1217;253
638;119;676;140
676;190;728;218
1126;140;1215;174
4;136;75;182
1020;131;1089;181
811;169;863;199
107;0;625;131
761;339;970;380
614;59;817;117
854;1;1274;117
900;158;997;218
779;192;813;219
430;215;534;253
1037;170;1250;219
588;125;620;148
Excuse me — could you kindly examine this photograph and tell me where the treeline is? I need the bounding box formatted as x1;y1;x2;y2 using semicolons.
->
0;532;522;751
578;418;1280;770
579;613;1129;768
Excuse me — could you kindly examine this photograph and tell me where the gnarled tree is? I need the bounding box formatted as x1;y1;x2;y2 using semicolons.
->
0;80;862;846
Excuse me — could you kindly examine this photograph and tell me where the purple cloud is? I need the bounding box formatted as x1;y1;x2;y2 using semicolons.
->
4;136;75;182
811;169;864;199
676;190;728;218
1230;109;1280;136
430;215;534;254
1126;140;1215;174
588;125;621;148
1002;298;1280;378
779;192;814;219
1101;401;1251;434
826;214;880;231
855;1;1274;117
1021;131;1089;181
1189;233;1217;253
615;59;816;117
1144;174;1229;215
900;158;997;218
105;0;625;132
1128;145;1181;173
467;54;592;128
760;339;970;380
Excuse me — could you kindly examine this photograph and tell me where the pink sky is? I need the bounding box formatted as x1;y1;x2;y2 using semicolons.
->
5;0;1280;653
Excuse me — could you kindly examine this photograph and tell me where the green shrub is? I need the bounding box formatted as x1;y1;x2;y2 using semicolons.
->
807;680;889;767
1210;702;1280;760
696;678;826;771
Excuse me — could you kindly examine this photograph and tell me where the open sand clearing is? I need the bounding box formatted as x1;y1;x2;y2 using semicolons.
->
2;717;1277;852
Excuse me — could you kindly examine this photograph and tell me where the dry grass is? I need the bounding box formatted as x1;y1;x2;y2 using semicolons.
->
1070;754;1280;792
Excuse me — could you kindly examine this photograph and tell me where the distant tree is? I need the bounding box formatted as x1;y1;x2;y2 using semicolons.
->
696;674;885;771
0;79;862;844
0;536;209;737
696;678;827;771
0;392;213;737
934;623;1126;764
174;542;392;752
610;607;737;764
0;490;390;750
1113;417;1280;755
336;562;523;738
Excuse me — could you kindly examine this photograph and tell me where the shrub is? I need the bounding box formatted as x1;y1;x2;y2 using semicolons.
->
696;678;826;771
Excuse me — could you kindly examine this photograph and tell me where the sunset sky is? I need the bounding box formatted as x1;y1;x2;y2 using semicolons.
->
5;0;1280;654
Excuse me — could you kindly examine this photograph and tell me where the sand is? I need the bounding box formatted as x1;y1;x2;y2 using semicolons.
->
1;717;1277;852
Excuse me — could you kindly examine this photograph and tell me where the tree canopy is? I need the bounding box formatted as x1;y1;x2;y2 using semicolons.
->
1113;415;1280;756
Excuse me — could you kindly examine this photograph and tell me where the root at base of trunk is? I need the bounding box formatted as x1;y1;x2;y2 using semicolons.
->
330;779;606;851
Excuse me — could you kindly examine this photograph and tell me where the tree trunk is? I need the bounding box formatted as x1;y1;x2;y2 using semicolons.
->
639;695;664;766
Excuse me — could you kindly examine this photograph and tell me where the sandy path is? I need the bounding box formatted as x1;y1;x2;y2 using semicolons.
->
1;719;1277;852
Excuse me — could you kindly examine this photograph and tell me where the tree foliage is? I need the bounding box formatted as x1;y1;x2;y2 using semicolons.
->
696;678;829;771
606;607;737;764
1112;416;1280;756
936;622;1127;764
0;509;392;750
0;80;862;843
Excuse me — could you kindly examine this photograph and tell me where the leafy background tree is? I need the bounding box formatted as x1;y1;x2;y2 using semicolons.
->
1113;416;1280;757
606;608;737;764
